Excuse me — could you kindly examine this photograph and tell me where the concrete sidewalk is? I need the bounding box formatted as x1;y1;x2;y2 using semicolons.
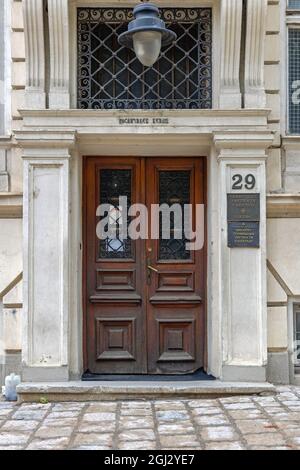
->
0;386;300;450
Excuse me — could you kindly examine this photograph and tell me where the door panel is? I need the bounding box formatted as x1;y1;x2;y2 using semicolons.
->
84;157;205;375
84;157;147;374
146;158;205;373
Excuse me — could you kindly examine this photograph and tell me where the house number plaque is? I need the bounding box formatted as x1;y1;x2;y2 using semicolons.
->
227;193;260;248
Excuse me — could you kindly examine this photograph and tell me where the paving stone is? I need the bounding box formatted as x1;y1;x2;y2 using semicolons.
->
26;438;69;450
227;410;263;420
234;420;278;434
244;433;286;446
119;417;154;429
77;422;116;433
121;401;152;409
86;403;117;413
157;423;195;435
44;411;80;419
120;409;152;416
82;412;116;422
72;445;113;450
0;445;24;450
205;442;246;450
0;402;16;408
0;432;29;445
12;409;48;420
159;435;200;448
35;426;73;438
289;437;300;446
43;417;79;427
156;410;189;421
73;433;113;447
118;441;157;450
201;426;237;442
52;403;85;412
0;408;14;418
119;429;156;441
19;403;51;410
187;400;217;408
223;403;256;410
219;397;252;404
191;407;223;416
154;402;186;411
194;415;229;426
1;420;40;431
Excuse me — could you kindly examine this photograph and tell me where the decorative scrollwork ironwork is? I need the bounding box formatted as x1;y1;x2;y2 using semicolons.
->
77;7;212;110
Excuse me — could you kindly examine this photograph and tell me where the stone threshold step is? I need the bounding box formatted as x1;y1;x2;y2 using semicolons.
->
17;380;276;403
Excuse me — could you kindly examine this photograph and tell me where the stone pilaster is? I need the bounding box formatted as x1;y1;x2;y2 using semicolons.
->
213;131;273;382
23;0;46;108
219;0;243;109
244;0;267;108
48;0;70;109
18;131;75;381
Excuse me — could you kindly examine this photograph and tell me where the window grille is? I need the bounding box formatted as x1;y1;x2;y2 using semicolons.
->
288;1;300;9
294;306;300;372
288;29;300;134
77;7;212;110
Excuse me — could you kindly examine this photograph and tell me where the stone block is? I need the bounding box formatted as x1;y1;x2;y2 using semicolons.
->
267;307;288;349
266;4;280;33
12;1;24;30
266;93;280;121
265;64;280;91
11;89;25;118
11;31;25;59
12;61;26;87
267;148;282;192
265;34;280;63
267;352;290;385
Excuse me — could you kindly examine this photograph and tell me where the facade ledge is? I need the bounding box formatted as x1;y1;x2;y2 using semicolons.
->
267;193;300;218
0;192;23;218
14;109;274;153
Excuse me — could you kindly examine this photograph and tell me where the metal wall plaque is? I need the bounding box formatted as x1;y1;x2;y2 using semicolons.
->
228;222;260;248
227;193;260;222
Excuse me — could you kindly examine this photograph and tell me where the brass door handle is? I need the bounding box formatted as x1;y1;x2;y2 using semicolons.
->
147;265;158;273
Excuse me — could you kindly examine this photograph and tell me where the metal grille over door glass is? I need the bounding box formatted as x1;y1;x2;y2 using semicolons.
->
159;171;191;260
99;169;132;259
77;7;212;109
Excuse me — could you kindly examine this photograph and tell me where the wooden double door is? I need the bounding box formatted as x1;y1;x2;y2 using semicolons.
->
84;157;206;375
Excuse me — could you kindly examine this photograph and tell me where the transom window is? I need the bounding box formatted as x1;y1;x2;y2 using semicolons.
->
77;7;212;110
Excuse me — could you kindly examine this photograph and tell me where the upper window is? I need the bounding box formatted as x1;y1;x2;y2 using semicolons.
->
288;1;300;9
288;29;300;134
77;7;212;110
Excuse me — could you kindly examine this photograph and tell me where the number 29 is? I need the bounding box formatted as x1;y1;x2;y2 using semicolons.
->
232;174;256;191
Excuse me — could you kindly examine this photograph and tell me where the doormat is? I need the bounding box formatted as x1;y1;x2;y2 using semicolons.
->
82;368;215;381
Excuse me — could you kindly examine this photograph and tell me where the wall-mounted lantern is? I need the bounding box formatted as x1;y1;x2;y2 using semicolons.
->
118;2;177;67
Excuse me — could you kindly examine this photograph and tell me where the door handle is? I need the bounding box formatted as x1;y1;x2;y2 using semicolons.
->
147;265;158;273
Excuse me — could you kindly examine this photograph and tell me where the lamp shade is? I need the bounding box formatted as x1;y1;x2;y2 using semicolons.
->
118;3;177;67
133;30;162;67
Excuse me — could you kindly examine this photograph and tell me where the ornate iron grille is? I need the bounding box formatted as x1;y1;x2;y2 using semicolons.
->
159;170;191;260
77;7;212;109
99;169;132;259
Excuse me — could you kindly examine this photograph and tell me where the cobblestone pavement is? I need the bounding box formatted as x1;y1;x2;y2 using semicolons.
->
1;386;300;450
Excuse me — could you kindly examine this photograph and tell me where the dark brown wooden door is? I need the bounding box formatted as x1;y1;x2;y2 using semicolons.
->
84;157;205;375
